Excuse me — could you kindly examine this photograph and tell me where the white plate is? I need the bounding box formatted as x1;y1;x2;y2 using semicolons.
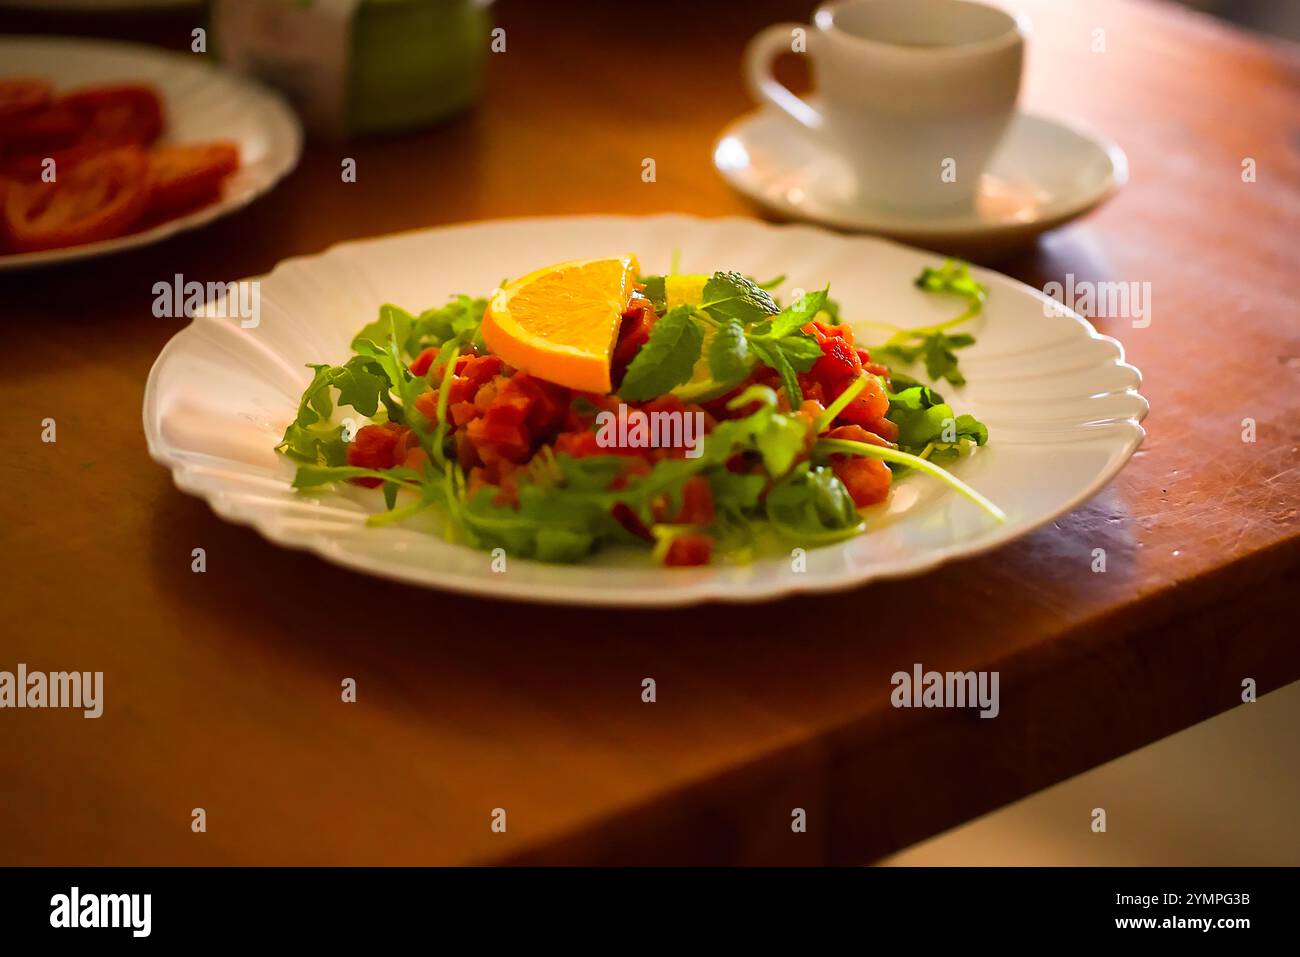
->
715;108;1127;256
0;36;301;271
143;215;1147;606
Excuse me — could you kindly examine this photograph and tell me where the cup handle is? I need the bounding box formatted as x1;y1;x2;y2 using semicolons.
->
744;23;824;134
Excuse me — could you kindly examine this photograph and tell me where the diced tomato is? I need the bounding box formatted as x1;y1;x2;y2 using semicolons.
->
402;447;430;473
831;373;889;427
554;430;602;458
410;347;439;377
347;422;407;487
483;390;530;427
663;534;713;567
461;354;503;390
513;373;570;433
831;456;891;507
466;416;530;463
673;476;715;526
450;401;479;426
456;431;479;469
865;416;899;442
825;425;892;507
809;335;863;392
413;389;440;422
641;393;686;417
802;319;853;344
446;374;477;405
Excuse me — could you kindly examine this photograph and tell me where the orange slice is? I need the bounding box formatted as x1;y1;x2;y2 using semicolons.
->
482;254;638;393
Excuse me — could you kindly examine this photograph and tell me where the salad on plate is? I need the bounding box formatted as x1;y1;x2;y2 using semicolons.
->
276;255;1003;567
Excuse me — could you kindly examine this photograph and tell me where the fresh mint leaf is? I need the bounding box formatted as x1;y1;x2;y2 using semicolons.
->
776;334;823;371
700;271;779;324
763;286;828;338
619;305;704;400
747;338;802;407
707;318;750;383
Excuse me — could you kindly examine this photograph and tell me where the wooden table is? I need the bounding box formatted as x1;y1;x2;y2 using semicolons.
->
1;0;1297;865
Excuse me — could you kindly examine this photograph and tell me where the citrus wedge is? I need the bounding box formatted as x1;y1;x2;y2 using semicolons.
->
482;254;639;393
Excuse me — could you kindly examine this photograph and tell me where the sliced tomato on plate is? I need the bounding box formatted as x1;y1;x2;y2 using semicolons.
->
145;141;239;218
3;146;150;252
0;78;54;120
0;104;84;156
57;84;164;148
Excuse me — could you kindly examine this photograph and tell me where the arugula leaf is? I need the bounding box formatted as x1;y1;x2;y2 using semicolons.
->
707;318;750;383
700;271;779;324
351;304;414;355
619;305;704;400
459;484;607;563
276;356;391;465
292;464;425;490
410;295;488;357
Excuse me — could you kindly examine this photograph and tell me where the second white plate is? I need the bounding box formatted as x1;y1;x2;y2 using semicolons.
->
144;214;1147;606
0;36;302;271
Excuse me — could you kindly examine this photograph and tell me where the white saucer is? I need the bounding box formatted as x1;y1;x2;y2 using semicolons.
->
714;107;1127;257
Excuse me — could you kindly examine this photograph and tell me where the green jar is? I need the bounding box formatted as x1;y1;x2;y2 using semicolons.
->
348;0;493;135
212;0;493;138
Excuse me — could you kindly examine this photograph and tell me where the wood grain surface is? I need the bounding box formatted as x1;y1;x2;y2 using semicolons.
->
1;0;1297;865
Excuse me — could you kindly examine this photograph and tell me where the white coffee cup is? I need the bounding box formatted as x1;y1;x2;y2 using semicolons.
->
745;0;1027;214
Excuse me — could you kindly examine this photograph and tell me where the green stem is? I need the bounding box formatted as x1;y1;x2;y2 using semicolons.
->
816;438;1006;524
866;298;984;348
366;495;435;527
431;344;461;468
815;374;869;432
